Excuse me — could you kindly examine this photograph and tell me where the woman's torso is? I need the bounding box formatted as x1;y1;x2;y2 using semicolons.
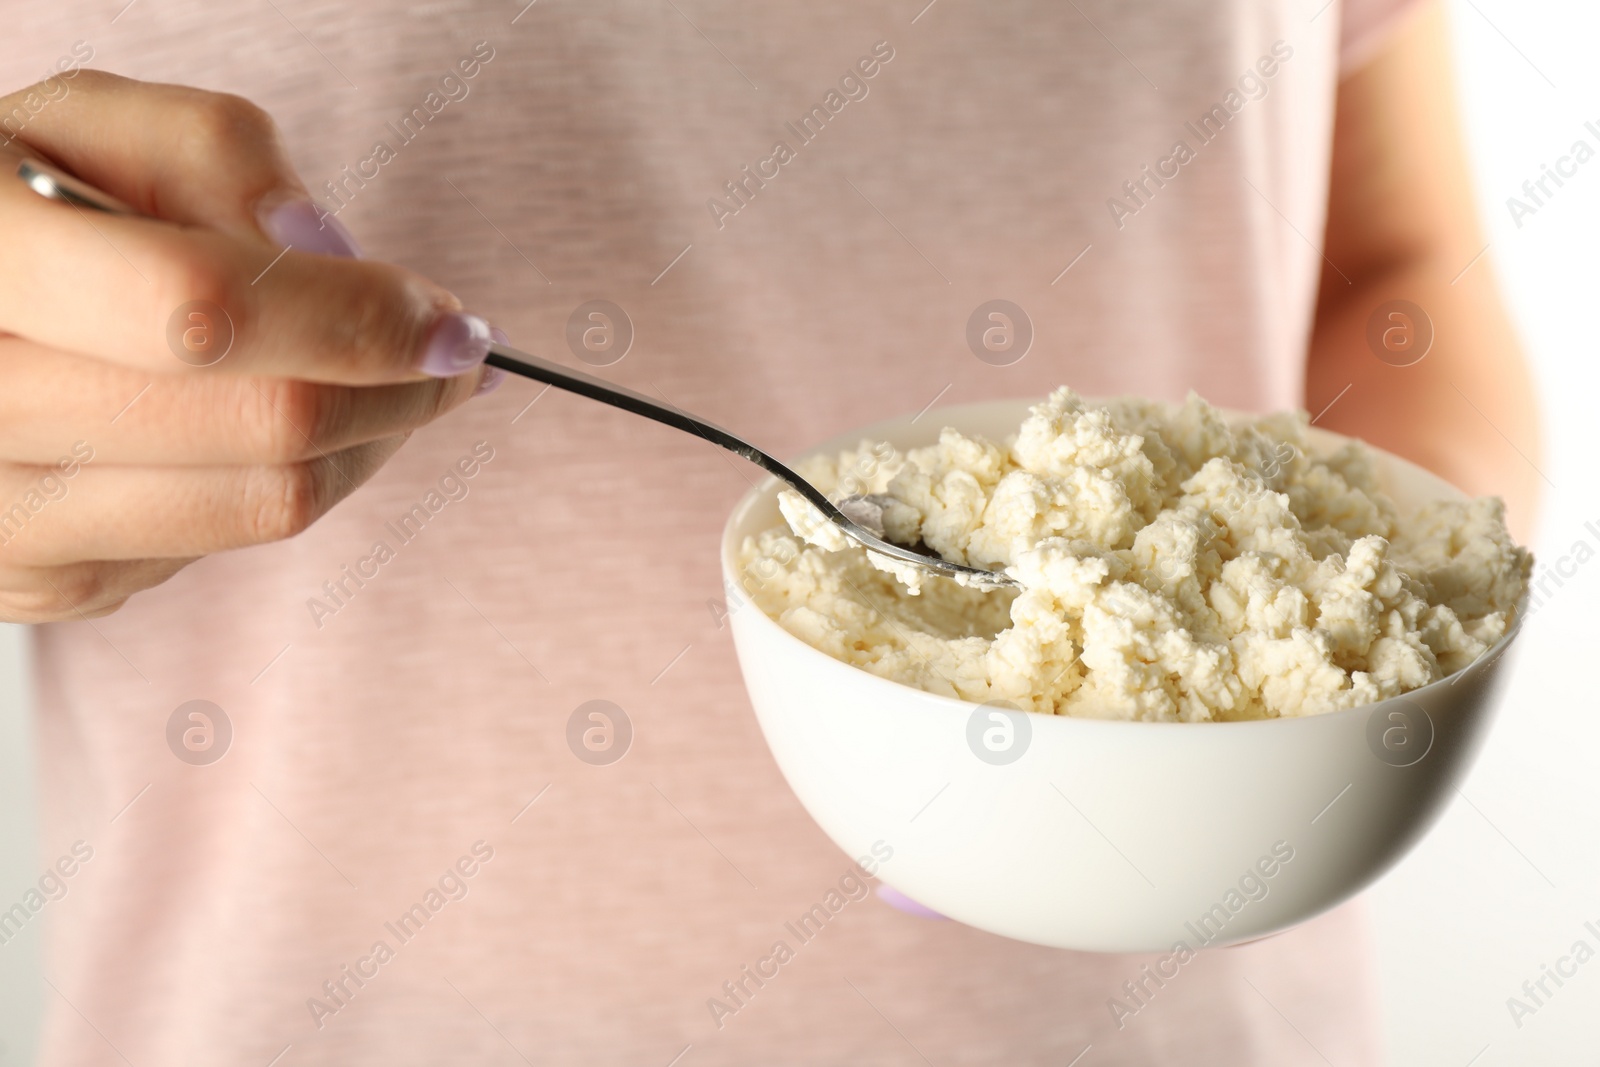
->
12;2;1386;1063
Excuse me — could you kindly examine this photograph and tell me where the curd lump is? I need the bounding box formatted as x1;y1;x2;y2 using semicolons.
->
738;388;1531;721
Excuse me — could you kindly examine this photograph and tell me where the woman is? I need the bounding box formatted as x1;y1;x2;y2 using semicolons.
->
0;0;1539;1062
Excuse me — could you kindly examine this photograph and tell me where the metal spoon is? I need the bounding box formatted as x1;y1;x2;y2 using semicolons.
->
6;146;1013;588
483;346;1016;588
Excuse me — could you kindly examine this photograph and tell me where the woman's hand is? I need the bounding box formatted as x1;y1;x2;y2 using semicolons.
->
0;71;501;622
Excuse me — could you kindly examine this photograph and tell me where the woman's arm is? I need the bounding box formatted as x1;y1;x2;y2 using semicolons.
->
1307;0;1543;542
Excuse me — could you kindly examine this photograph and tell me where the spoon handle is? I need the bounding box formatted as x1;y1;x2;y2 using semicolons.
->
484;345;1014;587
2;147;133;214
484;344;852;527
483;345;851;533
484;344;800;483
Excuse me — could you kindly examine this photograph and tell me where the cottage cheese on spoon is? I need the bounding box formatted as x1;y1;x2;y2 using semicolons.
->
738;388;1531;721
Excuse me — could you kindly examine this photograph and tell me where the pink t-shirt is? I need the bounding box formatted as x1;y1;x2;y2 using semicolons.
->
10;1;1414;1062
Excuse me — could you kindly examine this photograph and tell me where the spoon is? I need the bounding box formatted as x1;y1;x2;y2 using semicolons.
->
483;345;1016;588
6;147;1015;588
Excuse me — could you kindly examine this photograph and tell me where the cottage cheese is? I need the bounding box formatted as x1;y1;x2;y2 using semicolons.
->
738;388;1532;721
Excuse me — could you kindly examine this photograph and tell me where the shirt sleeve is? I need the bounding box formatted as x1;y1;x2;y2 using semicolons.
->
1339;0;1425;74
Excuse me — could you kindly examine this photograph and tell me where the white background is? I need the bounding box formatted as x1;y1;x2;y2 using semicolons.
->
0;1;1595;1062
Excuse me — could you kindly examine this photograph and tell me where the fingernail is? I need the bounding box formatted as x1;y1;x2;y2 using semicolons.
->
256;196;362;258
876;885;947;920
473;366;506;397
472;325;509;396
418;311;492;378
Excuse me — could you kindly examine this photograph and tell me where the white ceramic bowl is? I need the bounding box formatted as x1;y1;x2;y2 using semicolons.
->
721;398;1524;953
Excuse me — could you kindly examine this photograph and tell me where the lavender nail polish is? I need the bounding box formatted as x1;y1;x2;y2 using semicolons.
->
876;885;947;920
471;326;510;396
256;197;362;258
472;366;506;397
418;311;492;378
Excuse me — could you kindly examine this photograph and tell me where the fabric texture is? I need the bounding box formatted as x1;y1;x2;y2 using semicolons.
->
7;0;1416;1062
1341;0;1426;72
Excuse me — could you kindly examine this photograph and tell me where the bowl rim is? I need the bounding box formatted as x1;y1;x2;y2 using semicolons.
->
719;393;1529;732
